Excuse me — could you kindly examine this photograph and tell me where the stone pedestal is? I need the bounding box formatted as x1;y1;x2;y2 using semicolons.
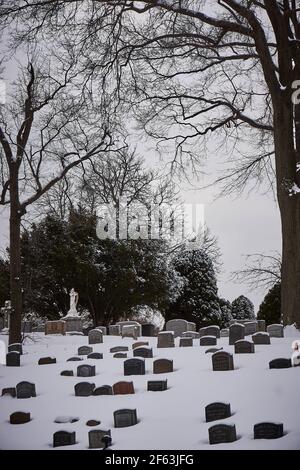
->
61;316;83;333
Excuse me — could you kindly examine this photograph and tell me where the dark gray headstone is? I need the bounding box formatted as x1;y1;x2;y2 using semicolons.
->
2;387;16;398
93;385;113;396
133;347;153;358
209;424;237;445
252;332;271;345
244;321;258;336
88;329;103;345
254;422;284;439
77;364;96;377
234;340;255;354
16;381;36;399
22;321;32;333
8;343;23;355
269;358;292;369
10;411;31;424
153;359;173;374
157;331;175;348
229;323;245;345
67;356;83;362
89;429;111;449
220;329;229;337
38;357;56;365
78;346;93;356
200;336;217;346
60;370;74;376
124;358;145;376
179;337;193;347
86;419;101;426
53;431;76;448
142;324;156;336
147;380;168;392
212;352;234;371
205;326;220;338
6;351;20;367
114;409;138;428
267;324;284;338
182;331;200;339
257;320;266;332
110;346;129;353
205;402;231;422
87;352;103;360
74;382;95;396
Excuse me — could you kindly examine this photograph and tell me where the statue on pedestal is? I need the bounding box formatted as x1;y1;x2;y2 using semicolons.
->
67;288;79;317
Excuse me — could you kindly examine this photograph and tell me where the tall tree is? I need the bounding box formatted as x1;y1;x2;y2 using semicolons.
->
231;295;255;320
257;282;281;325
1;1;300;325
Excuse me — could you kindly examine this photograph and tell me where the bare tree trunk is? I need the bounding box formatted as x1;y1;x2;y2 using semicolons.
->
9;166;23;344
274;99;300;327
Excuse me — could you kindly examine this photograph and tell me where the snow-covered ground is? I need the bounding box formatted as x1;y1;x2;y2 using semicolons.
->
0;328;300;450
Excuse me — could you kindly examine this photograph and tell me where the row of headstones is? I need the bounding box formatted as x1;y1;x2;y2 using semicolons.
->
210;350;292;371
205;402;284;443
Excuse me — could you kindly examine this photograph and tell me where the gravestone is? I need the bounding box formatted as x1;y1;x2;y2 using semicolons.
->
22;321;32;333
67;357;83;362
53;431;76;448
86;420;101;426
114;409;138;428
209;424;237;445
153;359;173;374
108;325;121;336
205;326;220;338
220;329;229;337
113;353;127;358
141;324;155;337
179;337;193;347
124;358;145;376
78;346;93;356
77;364;96;377
110;346;128;353
96;326;107;335
187;322;196;332
8;343;23;355
2;387;16;398
16;381;36;399
117;321;142;337
122;324;139;340
87;352;103;360
74;382;95;396
133;347;153;358
267;324;284;338
234;340;255;354
89;429;112;449
93;385;113;396
6;351;20;367
166;319;189;337
45;320;66;336
252;332;271;345
269;358;292;369
200;336;217;346
113;381;135;395
205;402;231;422
60;370;74;376
229;323;245;345
212;351;234;371
254;422;284;439
257;320;266;332
132;341;149;349
38;357;56;365
62;317;82;333
10;412;31;424
157;331;175;348
182;331;200;339
83;327;93;336
244;321;258;336
88;329;103;344
205;348;223;354
147;380;168;392
199;327;208;338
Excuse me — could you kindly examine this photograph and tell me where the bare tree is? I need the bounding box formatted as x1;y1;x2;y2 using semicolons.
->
231;252;281;290
0;53;116;343
1;1;300;325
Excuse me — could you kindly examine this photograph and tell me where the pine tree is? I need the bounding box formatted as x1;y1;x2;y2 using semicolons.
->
167;248;222;328
219;298;232;328
257;283;281;326
231;295;255;320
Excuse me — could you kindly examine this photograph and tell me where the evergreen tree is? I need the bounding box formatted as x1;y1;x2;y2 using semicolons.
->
257;283;281;326
231;295;255;320
0;258;10;308
167;248;222;328
219;298;232;328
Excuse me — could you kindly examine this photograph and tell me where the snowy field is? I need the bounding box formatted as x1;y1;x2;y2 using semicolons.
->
0;328;300;450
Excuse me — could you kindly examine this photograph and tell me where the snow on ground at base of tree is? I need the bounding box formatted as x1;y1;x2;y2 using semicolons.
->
0;328;300;450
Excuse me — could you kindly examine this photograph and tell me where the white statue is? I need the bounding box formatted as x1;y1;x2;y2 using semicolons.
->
67;288;79;317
